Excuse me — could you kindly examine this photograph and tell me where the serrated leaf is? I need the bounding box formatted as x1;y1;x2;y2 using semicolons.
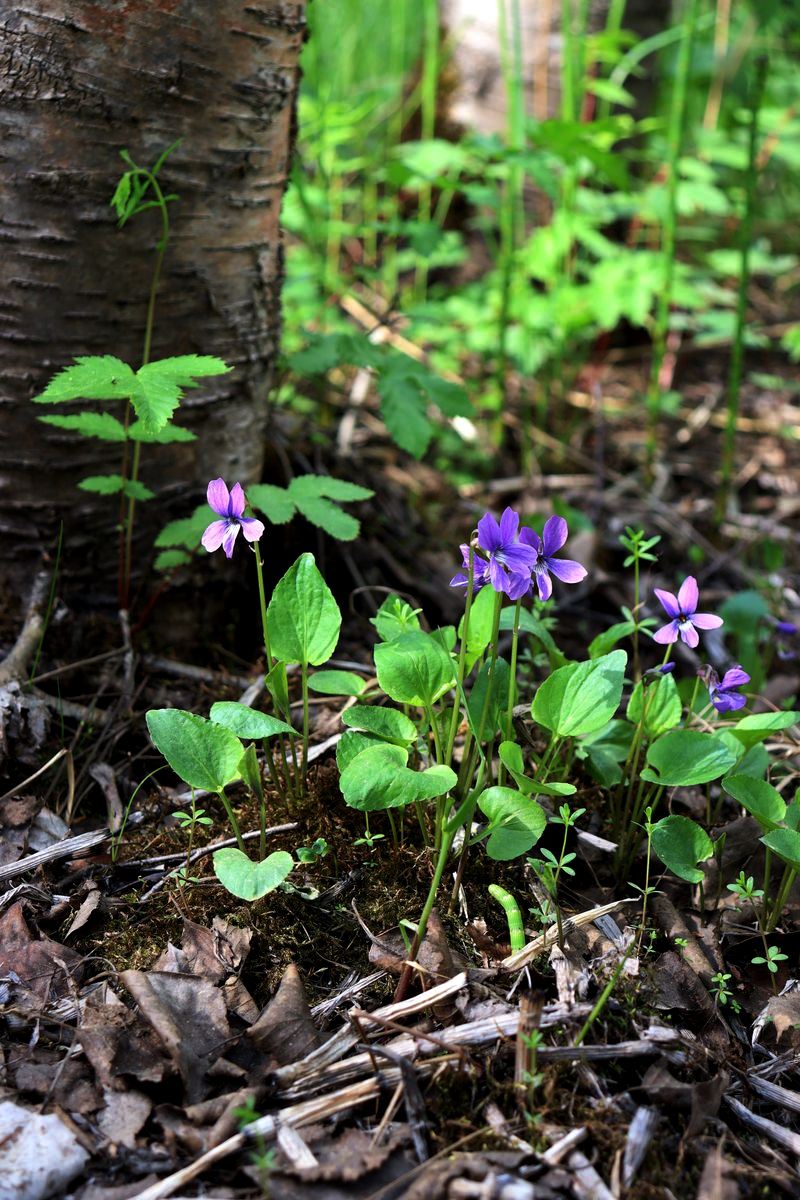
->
247;484;296;525
128;420;196;443
133;355;230;433
38;411;127;441
292;495;360;540
155;505;214;549
33;356;138;404
377;370;432;458
289;331;380;374
146;709;243;792
78;474;126;494
122;479;155;500
154;549;191;571
288;475;373;502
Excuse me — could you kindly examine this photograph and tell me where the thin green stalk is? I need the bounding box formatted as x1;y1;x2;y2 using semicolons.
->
645;0;701;469
217;786;245;852
446;545;477;766
767;864;796;933
121;171;170;604
499;598;522;785
415;0;439;298
717;54;767;518
300;662;310;788
574;937;637;1046
596;0;629;122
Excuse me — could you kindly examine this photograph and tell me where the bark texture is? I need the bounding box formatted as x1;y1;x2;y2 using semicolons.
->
0;1;306;603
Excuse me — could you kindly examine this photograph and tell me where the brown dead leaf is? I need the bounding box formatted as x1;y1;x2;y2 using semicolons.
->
120;970;231;1104
246;962;320;1066
276;1125;411;1182
64;885;102;939
97;1087;152;1149
0;793;40;827
78;985;169;1089
0;901;84;1004
757;992;800;1049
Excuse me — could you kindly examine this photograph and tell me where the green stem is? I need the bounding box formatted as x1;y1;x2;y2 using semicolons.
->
446;546;477;767
415;0;439;299
217;787;245;852
767;864;796;933
717;53;767;519
645;0;701;470
301;662;310;789
574;938;637;1046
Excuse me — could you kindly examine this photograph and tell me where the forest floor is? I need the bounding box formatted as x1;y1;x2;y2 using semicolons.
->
1;342;799;1200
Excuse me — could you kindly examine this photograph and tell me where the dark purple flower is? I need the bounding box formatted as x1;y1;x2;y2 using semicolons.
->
201;478;265;559
450;544;490;593
776;620;798;637
518;516;587;602
653;576;722;649
451;508;536;598
702;664;750;713
644;662;676;679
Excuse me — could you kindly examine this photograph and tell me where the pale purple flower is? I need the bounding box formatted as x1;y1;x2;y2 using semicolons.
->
450;508;536;598
201;478;265;559
703;665;750;713
653;576;722;649
518;516;587;602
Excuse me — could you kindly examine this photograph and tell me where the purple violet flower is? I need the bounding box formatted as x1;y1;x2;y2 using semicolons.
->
450;507;536;598
652;576;722;649
201;478;265;559
644;662;676;679
518;516;588;602
702;664;751;713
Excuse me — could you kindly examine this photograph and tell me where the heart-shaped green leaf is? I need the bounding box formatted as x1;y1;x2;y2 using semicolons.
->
339;743;456;811
308;670;367;697
626;674;682;738
532;651;626;738
267;553;342;666
213;848;294;900
760;827;800;873
723;775;786;831
477;786;547;861
729;711;799;750
374;630;455;708
210;701;296;740
641;730;736;787
651;814;714;884
146;709;243;791
341;705;417;744
498;742;576;797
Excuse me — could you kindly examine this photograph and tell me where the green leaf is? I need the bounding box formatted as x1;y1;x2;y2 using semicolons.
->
588;621;636;659
578;719;633;787
155;505;214;549
238;742;264;806
336;729;379;772
339;743;456;811
760;827;800;873
729;712;798;750
291;495;360;541
458;585;496;665
128;420;196;443
341;705;417;744
247;484;297;525
209;701;295;740
146;709;243;791
265;662;291;721
532;651;626;738
78;474;126;494
501;608;567;669
477;786;548;861
32;355;137;404
213;848;294;901
467;658;511;738
287;475;373;503
377;367;432;458
374;630;455;707
154;549;191;571
626;673;682;738
267;553;342;666
723;774;786;832
122;479;155;501
308;670;367;697
371;596;422;642
651;815;714;884
497;741;576;797
38;412;127;441
133;355;231;434
641;730;736;787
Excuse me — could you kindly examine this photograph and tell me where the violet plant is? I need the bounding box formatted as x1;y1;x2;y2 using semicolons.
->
141;487;798;963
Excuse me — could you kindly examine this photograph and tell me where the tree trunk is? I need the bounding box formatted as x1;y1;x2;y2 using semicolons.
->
0;1;306;605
